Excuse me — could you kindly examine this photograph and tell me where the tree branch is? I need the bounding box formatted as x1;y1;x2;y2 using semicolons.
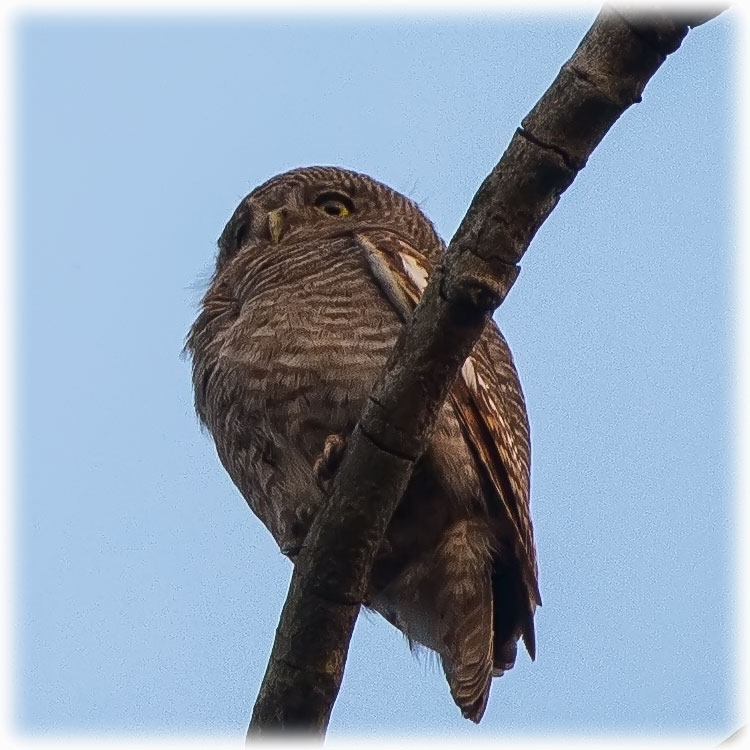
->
247;4;726;738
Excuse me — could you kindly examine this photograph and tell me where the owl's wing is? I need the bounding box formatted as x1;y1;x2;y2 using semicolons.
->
356;231;541;627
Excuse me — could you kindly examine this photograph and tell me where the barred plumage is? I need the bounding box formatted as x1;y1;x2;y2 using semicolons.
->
186;166;539;722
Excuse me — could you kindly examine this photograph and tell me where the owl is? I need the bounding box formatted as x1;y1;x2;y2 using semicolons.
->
186;166;540;723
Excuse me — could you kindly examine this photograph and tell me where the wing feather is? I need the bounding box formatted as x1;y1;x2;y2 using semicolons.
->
356;231;541;612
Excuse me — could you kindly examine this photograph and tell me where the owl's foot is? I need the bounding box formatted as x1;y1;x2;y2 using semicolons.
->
313;433;347;490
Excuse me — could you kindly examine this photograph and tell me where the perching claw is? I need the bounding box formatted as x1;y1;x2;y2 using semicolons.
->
313;433;347;491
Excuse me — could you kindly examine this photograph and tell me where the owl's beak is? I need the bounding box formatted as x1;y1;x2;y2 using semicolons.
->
267;208;286;245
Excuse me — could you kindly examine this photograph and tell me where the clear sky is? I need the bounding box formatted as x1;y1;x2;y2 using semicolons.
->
14;8;737;742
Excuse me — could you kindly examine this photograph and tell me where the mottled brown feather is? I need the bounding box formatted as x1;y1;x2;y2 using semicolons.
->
186;166;539;721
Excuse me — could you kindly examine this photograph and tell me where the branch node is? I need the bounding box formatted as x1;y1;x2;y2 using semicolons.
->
517;125;584;172
358;417;419;463
441;252;519;314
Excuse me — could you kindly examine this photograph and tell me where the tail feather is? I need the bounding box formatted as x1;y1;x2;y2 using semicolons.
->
492;548;537;672
433;520;495;722
442;599;494;723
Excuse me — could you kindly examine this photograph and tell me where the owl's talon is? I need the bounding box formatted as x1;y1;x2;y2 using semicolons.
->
314;433;347;490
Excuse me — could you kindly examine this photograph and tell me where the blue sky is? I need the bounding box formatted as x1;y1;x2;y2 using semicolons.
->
14;10;737;741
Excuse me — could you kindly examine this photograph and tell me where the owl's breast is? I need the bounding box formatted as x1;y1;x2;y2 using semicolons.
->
223;232;403;398
206;233;404;522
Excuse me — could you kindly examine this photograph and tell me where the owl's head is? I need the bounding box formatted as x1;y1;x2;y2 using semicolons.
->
215;166;442;272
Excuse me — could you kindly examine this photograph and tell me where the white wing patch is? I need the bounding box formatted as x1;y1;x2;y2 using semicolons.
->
461;357;492;403
461;356;478;391
399;251;429;293
356;233;414;320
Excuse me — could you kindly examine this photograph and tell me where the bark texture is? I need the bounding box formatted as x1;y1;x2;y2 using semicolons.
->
247;5;726;738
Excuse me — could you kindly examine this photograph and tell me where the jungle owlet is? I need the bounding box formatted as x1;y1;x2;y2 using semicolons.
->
186;166;540;722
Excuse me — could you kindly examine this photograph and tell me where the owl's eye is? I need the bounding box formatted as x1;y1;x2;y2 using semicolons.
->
314;191;354;218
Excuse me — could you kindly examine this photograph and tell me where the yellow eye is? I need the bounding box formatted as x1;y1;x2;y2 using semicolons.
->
314;191;354;218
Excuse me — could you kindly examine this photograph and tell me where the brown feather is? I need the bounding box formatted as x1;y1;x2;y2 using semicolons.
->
355;232;540;609
187;166;539;722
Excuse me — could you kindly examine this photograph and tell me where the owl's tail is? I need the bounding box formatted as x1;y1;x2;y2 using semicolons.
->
434;520;495;723
491;547;536;673
442;596;494;722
